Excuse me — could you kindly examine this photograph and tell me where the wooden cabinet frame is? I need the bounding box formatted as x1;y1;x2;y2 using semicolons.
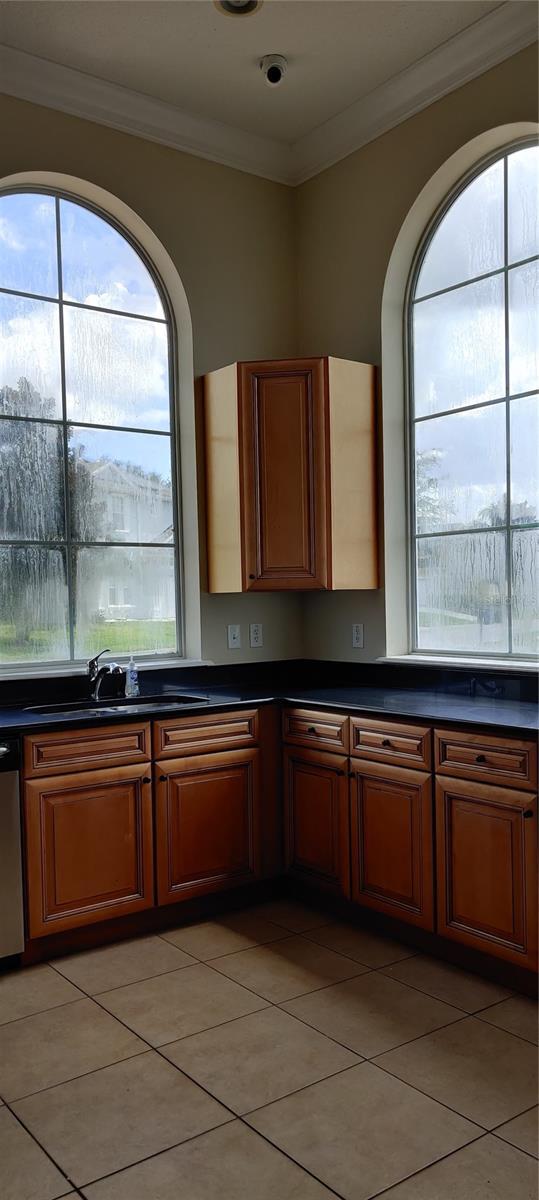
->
156;748;262;904
283;745;350;897
350;760;434;930
24;764;154;938
436;775;538;970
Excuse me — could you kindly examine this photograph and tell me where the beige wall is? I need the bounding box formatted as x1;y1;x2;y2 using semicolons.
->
1;45;537;665
0;92;300;663
296;44;538;661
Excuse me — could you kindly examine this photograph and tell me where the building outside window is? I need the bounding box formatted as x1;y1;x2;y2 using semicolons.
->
0;189;181;667
408;142;538;659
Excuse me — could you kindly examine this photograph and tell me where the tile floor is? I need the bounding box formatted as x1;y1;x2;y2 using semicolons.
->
0;899;537;1200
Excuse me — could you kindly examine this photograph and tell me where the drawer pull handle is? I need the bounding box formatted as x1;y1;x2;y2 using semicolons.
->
475;754;487;763
382;739;392;748
523;810;534;819
307;726;317;734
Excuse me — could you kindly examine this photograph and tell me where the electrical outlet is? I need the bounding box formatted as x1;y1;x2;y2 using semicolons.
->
227;624;241;650
249;623;263;648
352;623;364;649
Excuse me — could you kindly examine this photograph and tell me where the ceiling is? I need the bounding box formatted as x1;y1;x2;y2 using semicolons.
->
0;0;536;181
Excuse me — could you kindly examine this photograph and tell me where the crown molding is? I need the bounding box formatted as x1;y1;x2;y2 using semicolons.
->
0;3;536;188
292;3;538;184
0;43;294;184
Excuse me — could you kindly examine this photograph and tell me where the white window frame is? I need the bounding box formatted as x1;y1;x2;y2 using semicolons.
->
406;140;538;662
380;122;539;670
0;171;202;677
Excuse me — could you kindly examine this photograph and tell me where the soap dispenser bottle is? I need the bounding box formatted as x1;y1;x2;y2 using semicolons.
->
126;656;139;697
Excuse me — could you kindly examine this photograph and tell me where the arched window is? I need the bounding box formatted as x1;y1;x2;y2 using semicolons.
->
408;142;538;659
0;189;181;667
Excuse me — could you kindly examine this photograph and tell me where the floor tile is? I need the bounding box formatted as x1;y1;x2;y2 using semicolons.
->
306;920;416;967
478;995;538;1045
247;1061;481;1200
283;970;463;1057
160;912;289;960
209;935;366;1002
14;1050;231;1186
495;1106;539;1158
378;1133;538;1199
0;998;144;1101
249;900;331;933
81;1120;334;1199
0;965;84;1025
381;954;512;1013
0;1106;71;1200
163;1005;361;1113
374;1016;538;1129
97;963;268;1046
51;936;196;995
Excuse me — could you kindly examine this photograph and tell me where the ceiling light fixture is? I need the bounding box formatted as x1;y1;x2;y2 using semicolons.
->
215;1;263;15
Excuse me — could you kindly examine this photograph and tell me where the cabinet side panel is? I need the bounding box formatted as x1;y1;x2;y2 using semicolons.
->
328;358;378;590
204;363;242;593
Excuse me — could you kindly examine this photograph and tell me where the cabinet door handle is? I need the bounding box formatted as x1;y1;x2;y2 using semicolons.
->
142;776;151;784
307;726;317;734
348;770;354;778
475;754;486;763
337;769;345;776
382;739;392;748
159;774;167;782
523;809;534;819
249;573;255;580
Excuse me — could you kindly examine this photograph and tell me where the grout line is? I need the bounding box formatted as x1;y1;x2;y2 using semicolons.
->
203;952;370;1006
362;1130;491;1200
370;1052;507;1133
373;965;515;1013
0;993;86;1029
472;1014;539;1048
490;1128;539;1163
300;928;419;972
2;1047;150;1106
1;1096;78;1193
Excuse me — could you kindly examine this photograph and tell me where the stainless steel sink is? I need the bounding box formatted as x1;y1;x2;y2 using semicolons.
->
24;693;209;715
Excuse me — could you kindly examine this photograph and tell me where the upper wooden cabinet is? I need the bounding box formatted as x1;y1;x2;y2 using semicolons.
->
203;356;378;592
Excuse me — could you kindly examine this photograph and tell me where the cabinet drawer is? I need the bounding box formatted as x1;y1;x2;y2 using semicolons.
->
24;722;151;778
351;717;431;770
435;728;537;792
153;709;259;759
282;708;349;754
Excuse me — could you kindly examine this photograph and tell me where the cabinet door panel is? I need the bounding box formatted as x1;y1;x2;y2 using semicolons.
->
239;359;329;589
436;776;537;969
25;764;153;938
350;762;434;929
156;749;261;904
284;747;350;896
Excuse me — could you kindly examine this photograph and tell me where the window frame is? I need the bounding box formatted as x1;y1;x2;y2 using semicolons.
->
0;185;185;670
405;138;539;662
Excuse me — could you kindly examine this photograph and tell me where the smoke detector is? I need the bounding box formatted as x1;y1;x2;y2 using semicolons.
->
215;1;263;15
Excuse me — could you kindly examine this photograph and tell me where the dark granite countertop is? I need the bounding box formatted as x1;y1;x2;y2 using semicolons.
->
0;682;537;738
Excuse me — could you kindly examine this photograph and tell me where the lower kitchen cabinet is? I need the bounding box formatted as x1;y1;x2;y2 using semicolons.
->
283;746;350;896
350;761;434;930
436;775;538;970
24;764;154;938
156;748;262;904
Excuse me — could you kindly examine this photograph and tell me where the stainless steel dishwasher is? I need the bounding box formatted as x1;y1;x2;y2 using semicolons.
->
0;738;24;959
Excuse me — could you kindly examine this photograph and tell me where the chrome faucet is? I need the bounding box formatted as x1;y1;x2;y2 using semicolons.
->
88;649;126;701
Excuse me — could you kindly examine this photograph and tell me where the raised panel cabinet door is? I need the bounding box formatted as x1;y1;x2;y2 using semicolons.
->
238;359;330;589
350;762;434;930
156;748;261;904
24;764;153;938
436;776;538;970
283;746;350;896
